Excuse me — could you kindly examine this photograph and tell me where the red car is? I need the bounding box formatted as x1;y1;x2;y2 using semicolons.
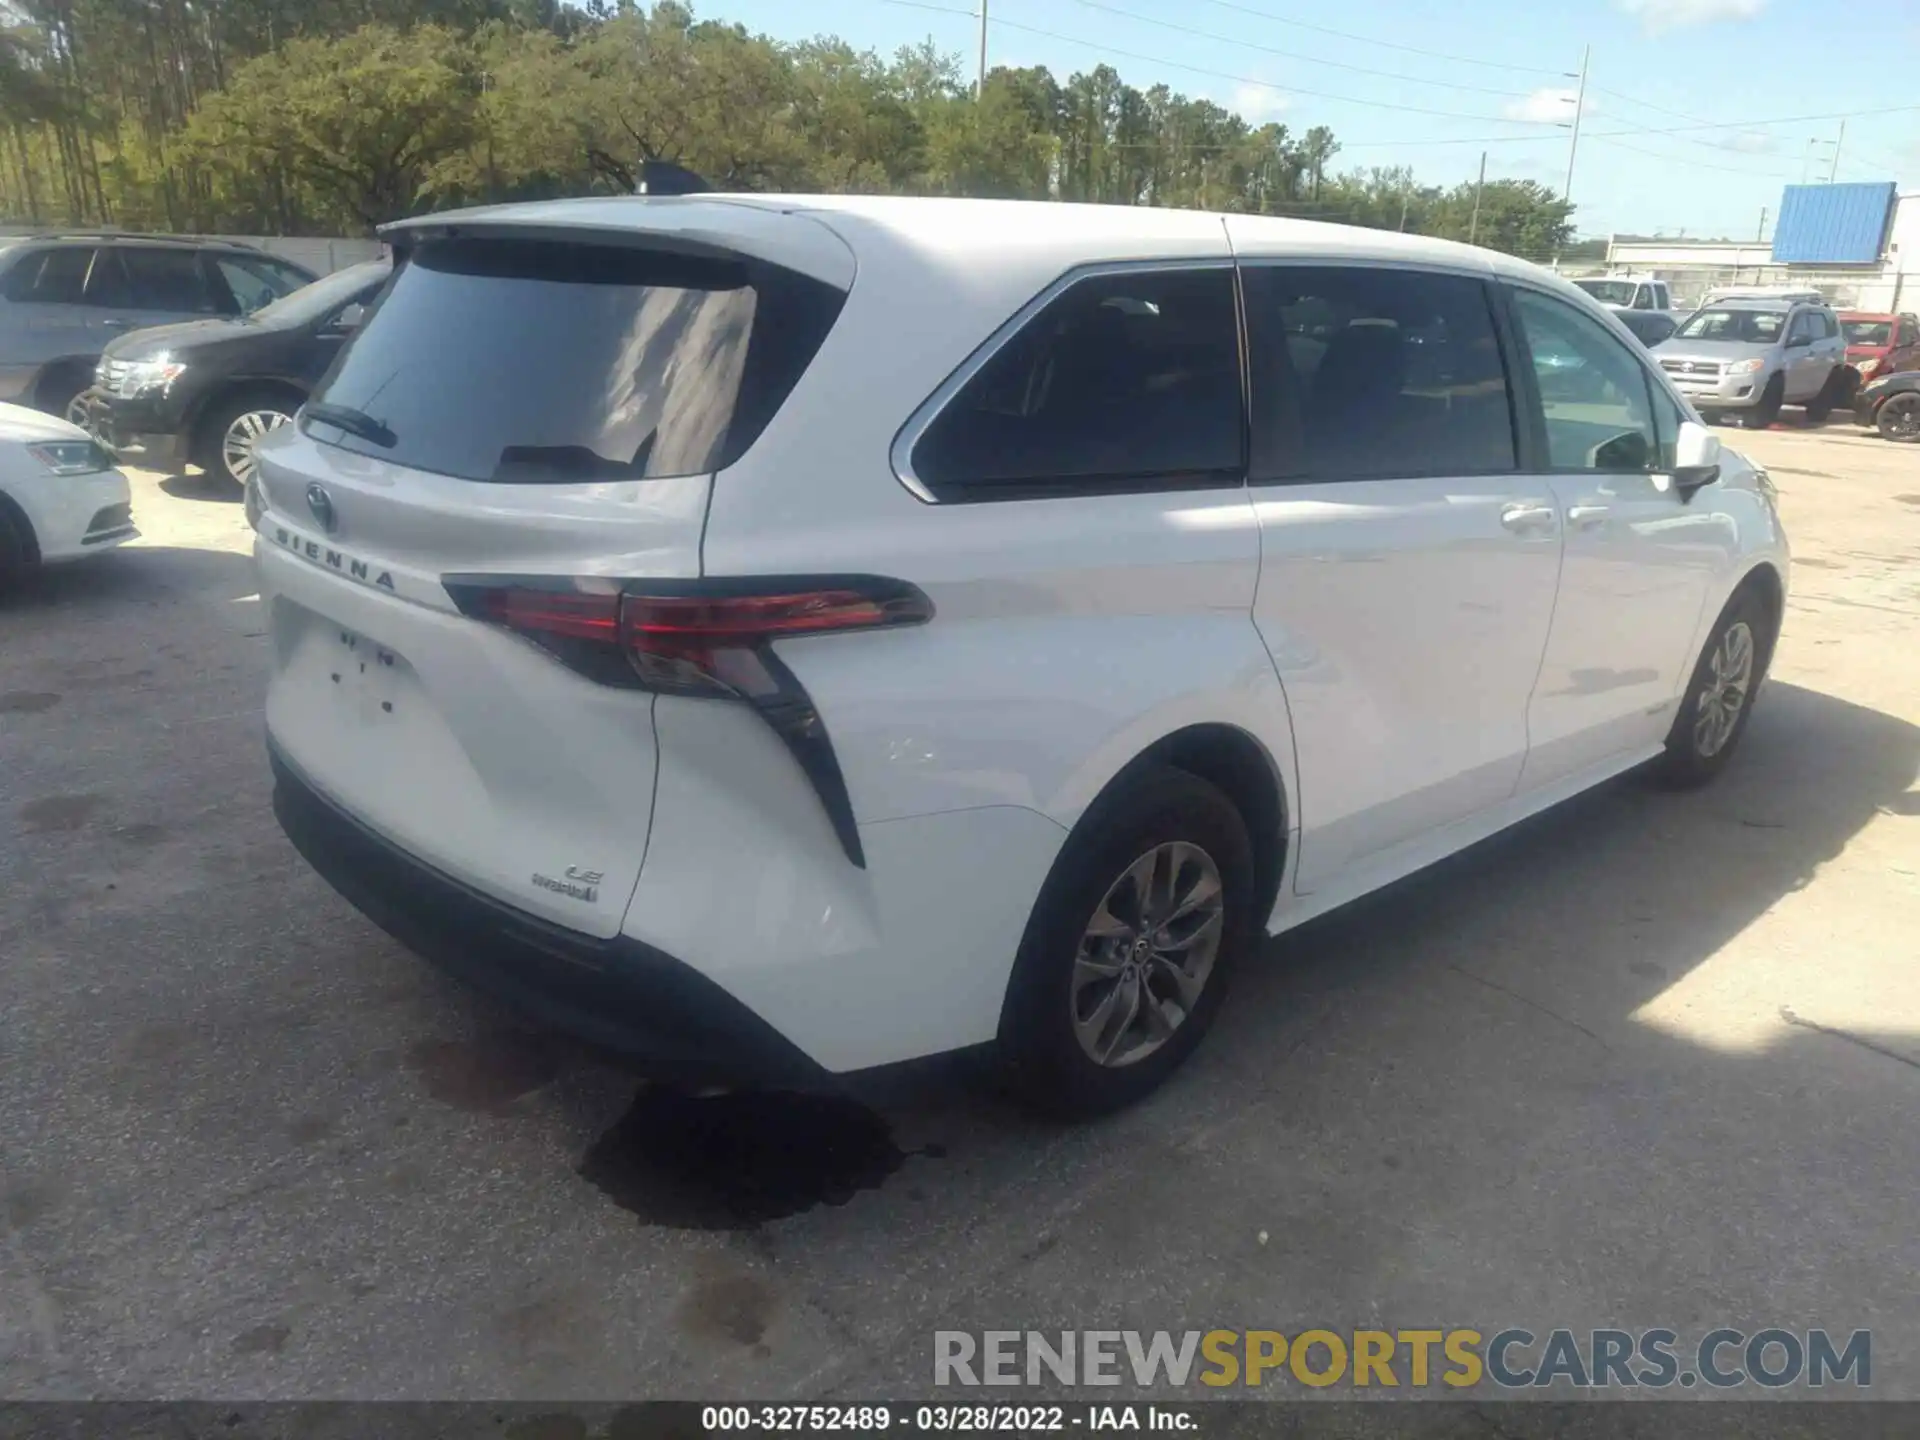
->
1839;311;1920;385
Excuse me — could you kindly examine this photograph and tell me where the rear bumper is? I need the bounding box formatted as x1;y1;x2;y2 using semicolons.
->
268;738;831;1090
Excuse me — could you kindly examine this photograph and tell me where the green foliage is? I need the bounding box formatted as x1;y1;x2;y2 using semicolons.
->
0;0;1578;258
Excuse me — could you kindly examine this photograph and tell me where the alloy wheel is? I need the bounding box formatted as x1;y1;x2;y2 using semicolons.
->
223;409;291;485
1071;840;1225;1068
1882;395;1920;442
1694;620;1754;758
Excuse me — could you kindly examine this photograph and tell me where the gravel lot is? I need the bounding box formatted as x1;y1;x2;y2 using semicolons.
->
2;423;1917;1402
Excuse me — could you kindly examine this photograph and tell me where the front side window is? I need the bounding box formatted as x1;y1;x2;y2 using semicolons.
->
910;266;1244;497
1898;317;1918;346
1788;310;1819;345
310;238;844;484
1631;284;1654;310
1242;264;1515;481
217;256;300;314
1510;287;1661;472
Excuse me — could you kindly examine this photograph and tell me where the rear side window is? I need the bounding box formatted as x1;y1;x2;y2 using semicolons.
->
909;266;1244;498
1242;264;1516;481
308;238;844;483
2;247;92;304
109;248;223;312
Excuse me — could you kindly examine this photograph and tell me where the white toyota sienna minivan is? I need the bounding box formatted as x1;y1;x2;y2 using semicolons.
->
255;196;1789;1117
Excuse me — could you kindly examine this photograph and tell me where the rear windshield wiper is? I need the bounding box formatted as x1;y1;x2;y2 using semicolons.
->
303;401;396;448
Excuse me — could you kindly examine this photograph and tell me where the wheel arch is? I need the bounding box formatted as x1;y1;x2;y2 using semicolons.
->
190;378;308;463
1074;721;1291;935
1732;559;1785;677
0;486;42;564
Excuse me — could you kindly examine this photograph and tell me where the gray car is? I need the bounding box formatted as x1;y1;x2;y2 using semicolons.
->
1651;297;1848;428
0;233;314;426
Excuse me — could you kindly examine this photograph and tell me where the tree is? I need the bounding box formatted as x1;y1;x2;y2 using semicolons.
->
178;25;481;232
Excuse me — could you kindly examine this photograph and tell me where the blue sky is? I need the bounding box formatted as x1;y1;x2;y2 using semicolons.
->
710;0;1920;239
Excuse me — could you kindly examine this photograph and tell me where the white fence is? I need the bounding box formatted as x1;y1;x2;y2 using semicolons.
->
0;228;384;276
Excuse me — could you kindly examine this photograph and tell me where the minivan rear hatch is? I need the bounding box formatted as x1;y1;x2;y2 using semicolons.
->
255;207;852;937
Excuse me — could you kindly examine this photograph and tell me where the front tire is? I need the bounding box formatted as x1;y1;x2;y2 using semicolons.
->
1876;392;1920;443
997;765;1255;1118
1655;586;1771;788
1745;375;1784;429
197;389;297;488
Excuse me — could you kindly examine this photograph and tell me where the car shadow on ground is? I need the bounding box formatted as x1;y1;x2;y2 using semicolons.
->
157;470;240;504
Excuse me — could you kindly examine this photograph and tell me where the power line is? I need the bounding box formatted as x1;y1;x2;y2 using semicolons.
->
881;0;1562;125
1585;133;1802;182
1059;0;1534;99
1185;0;1568;77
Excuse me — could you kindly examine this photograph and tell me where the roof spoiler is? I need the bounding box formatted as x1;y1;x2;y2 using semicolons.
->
636;162;710;197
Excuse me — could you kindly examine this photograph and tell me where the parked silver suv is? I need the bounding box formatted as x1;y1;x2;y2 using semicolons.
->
1652;298;1848;428
0;233;314;426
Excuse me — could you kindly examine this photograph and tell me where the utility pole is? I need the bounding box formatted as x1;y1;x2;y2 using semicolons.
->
1756;205;1768;242
1828;119;1846;183
1397;174;1411;231
1562;43;1589;204
976;0;988;98
1468;149;1487;246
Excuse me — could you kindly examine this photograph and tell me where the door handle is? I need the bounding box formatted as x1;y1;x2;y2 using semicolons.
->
1567;503;1610;528
1500;502;1556;533
100;318;133;328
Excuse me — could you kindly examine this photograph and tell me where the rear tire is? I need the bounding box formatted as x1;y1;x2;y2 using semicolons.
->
1802;369;1842;424
1654;586;1772;789
996;765;1255;1119
1876;392;1920;443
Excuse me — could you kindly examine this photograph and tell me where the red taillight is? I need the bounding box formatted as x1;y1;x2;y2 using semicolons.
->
443;574;933;870
445;576;932;693
477;587;621;643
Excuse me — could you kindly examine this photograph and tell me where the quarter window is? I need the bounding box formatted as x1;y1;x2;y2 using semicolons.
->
1242;264;1516;481
1;247;92;304
909;266;1244;497
1510;287;1661;472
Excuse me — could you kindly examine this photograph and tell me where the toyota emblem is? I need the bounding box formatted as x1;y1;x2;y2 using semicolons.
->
306;482;337;534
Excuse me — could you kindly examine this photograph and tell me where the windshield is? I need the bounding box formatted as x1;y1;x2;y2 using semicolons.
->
1574;279;1637;306
1842;319;1893;347
252;260;390;327
308;237;845;484
1675;308;1785;344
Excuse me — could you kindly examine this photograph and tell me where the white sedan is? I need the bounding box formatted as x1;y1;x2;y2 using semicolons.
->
0;402;135;582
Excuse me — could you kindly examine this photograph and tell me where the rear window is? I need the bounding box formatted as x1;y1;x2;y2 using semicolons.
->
1843;319;1892;346
307;238;845;484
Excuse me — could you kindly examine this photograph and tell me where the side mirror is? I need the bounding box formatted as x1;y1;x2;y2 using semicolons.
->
1671;420;1721;500
329;303;367;333
1786;333;1810;349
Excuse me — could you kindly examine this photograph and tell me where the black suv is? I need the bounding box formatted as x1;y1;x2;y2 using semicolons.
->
0;233;315;426
85;259;390;487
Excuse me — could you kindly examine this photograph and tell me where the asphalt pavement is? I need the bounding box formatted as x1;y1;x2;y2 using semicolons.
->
1;425;1917;1402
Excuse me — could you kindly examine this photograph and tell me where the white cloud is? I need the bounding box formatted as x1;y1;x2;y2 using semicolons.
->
1615;0;1766;34
1230;83;1292;123
1504;87;1596;124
